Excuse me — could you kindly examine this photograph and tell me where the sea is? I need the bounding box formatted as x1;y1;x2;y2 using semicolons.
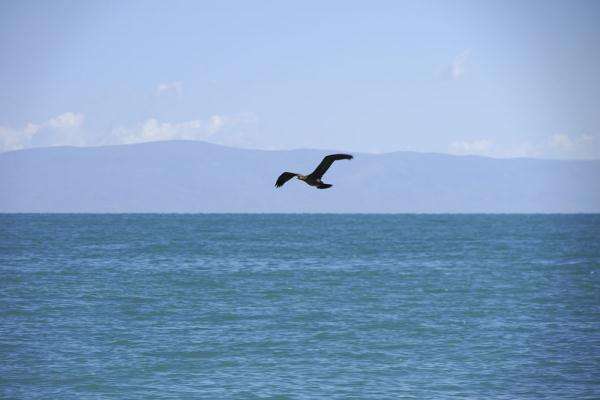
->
1;214;599;399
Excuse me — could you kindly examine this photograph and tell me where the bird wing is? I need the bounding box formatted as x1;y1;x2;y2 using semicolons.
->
275;172;298;188
307;154;353;180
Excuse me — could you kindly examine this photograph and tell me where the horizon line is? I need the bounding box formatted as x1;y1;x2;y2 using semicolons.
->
2;212;599;216
2;139;599;162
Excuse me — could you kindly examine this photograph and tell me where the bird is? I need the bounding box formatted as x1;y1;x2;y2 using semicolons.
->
275;154;353;189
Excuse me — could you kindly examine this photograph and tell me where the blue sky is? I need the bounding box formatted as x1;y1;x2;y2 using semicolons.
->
1;0;599;158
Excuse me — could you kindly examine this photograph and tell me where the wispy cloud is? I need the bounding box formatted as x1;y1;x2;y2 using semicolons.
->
549;133;594;151
440;50;470;80
448;133;600;159
48;112;84;129
0;111;260;153
0;112;85;152
449;139;493;156
545;133;599;159
109;117;217;144
156;81;183;96
106;113;258;147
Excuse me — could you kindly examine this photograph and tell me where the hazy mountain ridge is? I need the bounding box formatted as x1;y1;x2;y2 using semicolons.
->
1;140;599;213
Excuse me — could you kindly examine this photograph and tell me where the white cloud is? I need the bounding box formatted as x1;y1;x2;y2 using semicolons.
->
112;118;208;144
448;133;600;159
547;133;598;158
0;126;27;152
1;111;260;153
23;122;41;135
549;133;573;150
449;139;493;156
156;81;183;96
47;112;84;129
0;112;85;152
580;133;594;144
105;112;260;148
440;50;470;80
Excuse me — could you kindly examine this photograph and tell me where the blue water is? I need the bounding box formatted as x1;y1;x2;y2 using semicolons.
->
1;214;599;399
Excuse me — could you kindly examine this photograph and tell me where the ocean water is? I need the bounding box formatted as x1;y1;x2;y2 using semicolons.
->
1;214;599;399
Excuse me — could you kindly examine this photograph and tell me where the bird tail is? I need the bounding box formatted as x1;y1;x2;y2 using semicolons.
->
317;184;332;189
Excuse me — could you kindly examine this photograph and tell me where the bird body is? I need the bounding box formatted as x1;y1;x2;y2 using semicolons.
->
275;154;353;189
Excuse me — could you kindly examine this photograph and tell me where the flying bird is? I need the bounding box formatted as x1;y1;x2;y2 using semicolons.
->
275;154;353;189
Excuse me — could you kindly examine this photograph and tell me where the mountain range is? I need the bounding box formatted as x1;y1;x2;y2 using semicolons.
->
1;140;599;213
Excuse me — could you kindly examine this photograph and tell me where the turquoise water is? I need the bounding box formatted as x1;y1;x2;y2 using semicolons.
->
1;214;599;399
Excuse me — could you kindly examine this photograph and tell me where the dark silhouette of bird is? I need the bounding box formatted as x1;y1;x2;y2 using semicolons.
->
275;154;353;189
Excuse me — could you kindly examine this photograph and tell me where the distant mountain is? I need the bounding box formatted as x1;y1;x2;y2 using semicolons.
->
1;140;599;212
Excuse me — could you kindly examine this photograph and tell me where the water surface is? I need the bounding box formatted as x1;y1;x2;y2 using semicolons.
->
1;214;599;398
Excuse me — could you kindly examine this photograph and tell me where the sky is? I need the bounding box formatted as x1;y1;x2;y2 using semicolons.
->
1;0;599;158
